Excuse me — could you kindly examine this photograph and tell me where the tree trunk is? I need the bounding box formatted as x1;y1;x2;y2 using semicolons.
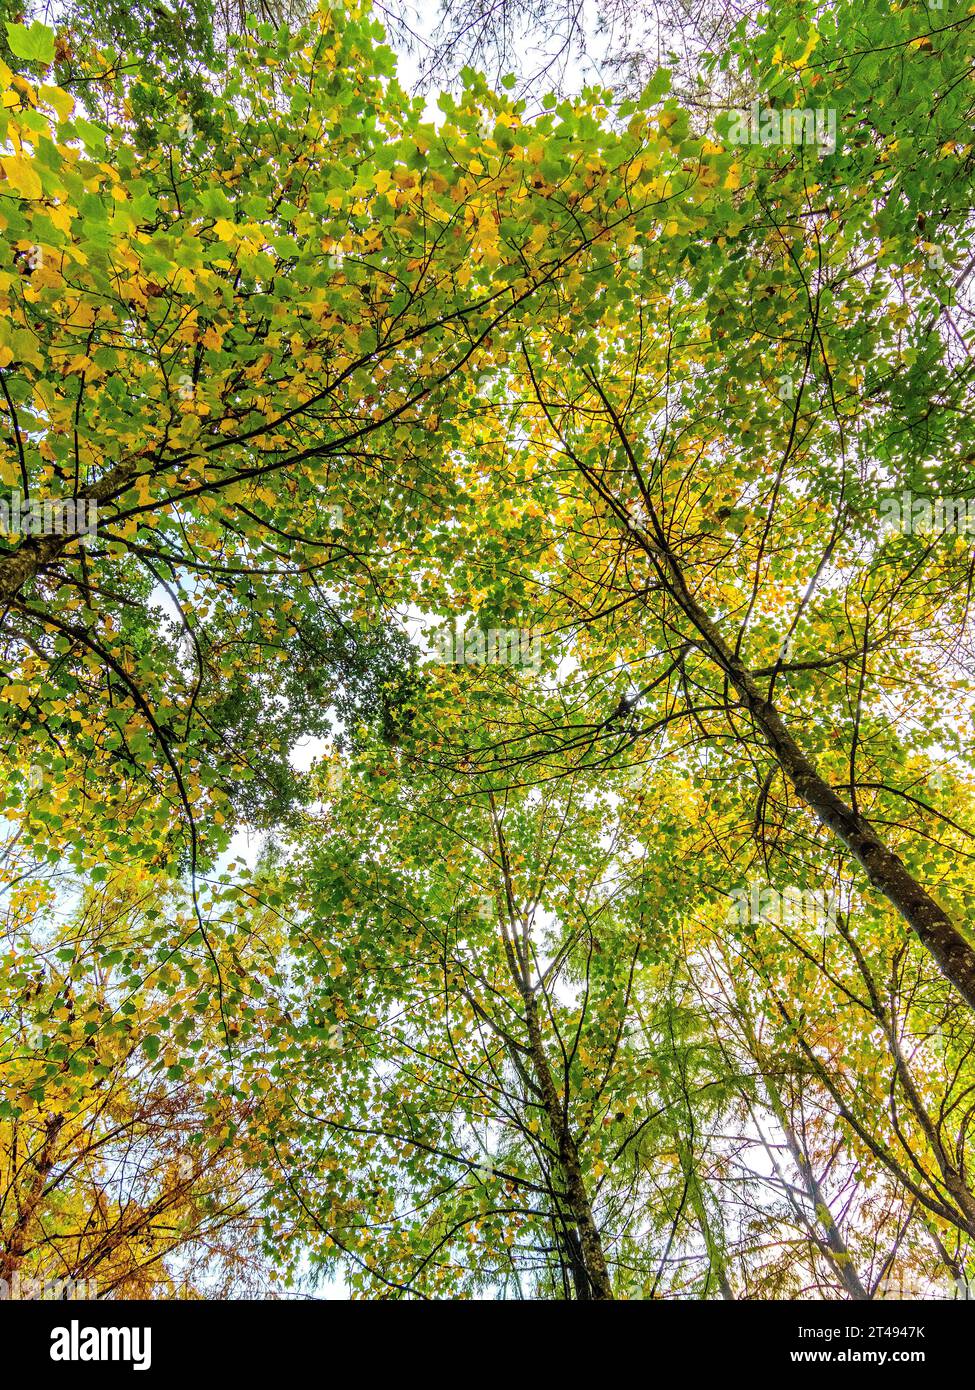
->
522;992;615;1299
652;539;975;1012
0;1115;64;1285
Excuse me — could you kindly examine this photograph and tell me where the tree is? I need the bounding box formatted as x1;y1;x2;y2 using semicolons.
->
412;0;975;1007
3;0;975;1302
0;866;274;1295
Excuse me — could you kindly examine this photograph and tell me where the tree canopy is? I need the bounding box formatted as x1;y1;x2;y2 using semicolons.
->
2;0;975;1299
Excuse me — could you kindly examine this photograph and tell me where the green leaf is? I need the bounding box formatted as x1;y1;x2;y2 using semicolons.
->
5;21;56;65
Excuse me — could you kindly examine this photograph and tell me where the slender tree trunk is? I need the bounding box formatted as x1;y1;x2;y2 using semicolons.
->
522;992;614;1299
489;795;614;1299
775;1110;871;1300
575;386;975;1010
722;974;870;1298
651;532;975;1012
685;1168;734;1299
0;1115;64;1284
648;1004;735;1300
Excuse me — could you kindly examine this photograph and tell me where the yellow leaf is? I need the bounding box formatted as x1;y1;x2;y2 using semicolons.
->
795;29;820;68
39;84;73;121
1;155;42;201
48;202;72;234
29;264;63;291
2;684;32;709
